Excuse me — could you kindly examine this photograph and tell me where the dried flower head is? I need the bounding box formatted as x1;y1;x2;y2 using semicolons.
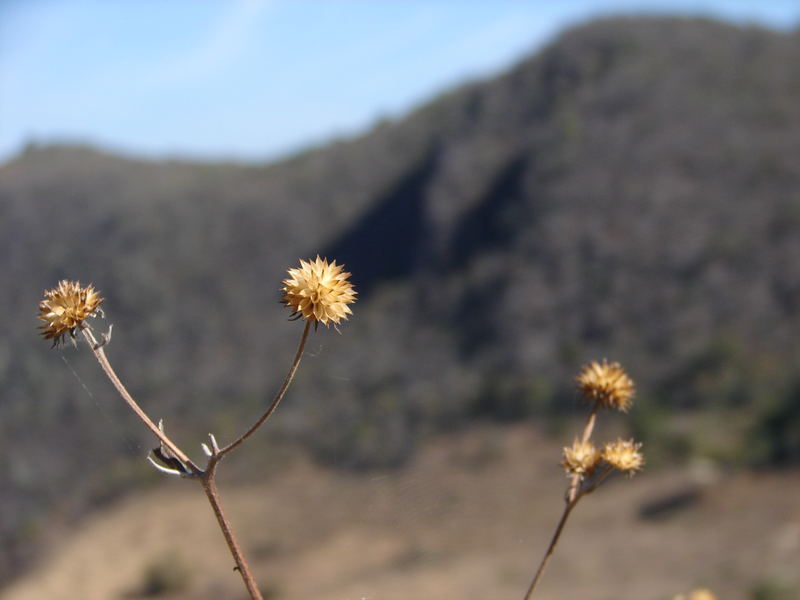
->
576;359;635;412
602;439;644;475
281;256;356;326
38;280;103;346
561;439;601;477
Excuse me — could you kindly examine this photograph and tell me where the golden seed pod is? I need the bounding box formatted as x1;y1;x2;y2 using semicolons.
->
281;256;356;326
602;438;645;475
576;359;635;412
561;439;601;477
38;280;103;346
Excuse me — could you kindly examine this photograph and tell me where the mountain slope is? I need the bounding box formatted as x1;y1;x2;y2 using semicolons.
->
2;16;800;585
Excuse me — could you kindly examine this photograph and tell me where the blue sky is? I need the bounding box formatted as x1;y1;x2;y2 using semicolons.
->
1;0;798;164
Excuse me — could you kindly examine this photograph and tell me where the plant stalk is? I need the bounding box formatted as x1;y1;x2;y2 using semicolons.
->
220;320;311;457
567;407;598;502
82;320;312;600
81;327;198;473
524;496;580;600
201;466;264;600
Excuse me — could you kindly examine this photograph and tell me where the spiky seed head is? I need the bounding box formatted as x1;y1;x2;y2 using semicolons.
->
561;439;601;477
602;438;645;475
38;280;103;346
576;359;635;412
281;256;356;326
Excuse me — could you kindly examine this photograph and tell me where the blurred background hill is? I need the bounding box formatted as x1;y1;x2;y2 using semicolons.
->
2;11;800;598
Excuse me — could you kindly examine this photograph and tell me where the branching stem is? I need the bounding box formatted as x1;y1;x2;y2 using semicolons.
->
526;404;606;599
81;321;313;600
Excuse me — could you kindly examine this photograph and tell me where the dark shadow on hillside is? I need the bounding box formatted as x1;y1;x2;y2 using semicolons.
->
447;155;529;270
321;145;440;299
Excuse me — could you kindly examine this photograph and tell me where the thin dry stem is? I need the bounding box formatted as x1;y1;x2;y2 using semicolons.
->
195;321;311;598
526;405;606;599
524;462;618;599
81;327;198;473
567;407;597;502
79;316;313;600
201;466;264;600
219;320;311;457
584;465;615;494
524;496;580;600
580;408;598;444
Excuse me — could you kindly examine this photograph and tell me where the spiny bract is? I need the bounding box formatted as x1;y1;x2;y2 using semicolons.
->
281;256;356;326
38;280;103;346
576;359;635;412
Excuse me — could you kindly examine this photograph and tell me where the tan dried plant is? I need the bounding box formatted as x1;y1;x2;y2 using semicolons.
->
576;358;635;412
602;438;645;475
523;360;645;599
282;256;356;327
561;439;601;477
37;258;355;600
38;280;103;346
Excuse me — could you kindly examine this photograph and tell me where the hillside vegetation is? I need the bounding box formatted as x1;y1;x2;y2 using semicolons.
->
2;16;800;585
4;425;798;600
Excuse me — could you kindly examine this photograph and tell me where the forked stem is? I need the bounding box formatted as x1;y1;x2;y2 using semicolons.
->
82;321;312;600
527;405;602;599
524;463;617;600
195;322;311;599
